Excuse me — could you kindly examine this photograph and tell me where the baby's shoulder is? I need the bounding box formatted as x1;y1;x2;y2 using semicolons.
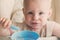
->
47;21;60;27
47;21;57;25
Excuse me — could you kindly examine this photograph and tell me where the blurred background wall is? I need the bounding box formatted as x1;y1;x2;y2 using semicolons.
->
0;0;60;23
0;0;15;19
54;0;60;23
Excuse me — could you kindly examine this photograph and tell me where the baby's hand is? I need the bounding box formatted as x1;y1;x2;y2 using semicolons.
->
0;17;11;29
0;17;12;36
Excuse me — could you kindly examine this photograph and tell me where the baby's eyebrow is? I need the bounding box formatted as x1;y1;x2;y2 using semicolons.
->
26;10;33;13
24;0;36;2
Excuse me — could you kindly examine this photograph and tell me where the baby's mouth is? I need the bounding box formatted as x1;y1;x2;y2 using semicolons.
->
31;22;39;25
31;22;40;28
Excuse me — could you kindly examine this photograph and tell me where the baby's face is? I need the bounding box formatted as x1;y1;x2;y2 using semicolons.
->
23;0;52;29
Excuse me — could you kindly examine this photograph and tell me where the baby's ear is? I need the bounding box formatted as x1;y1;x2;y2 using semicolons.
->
48;8;52;17
22;8;24;14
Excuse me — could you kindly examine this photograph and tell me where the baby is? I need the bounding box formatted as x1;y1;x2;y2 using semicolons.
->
0;0;60;38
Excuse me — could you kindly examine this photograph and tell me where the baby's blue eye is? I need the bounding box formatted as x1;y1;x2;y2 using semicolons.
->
39;12;44;15
28;12;33;14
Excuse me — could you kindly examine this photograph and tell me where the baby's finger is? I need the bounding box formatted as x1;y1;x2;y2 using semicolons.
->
3;20;9;27
6;20;12;28
0;17;4;23
1;18;6;24
4;20;11;28
0;17;4;20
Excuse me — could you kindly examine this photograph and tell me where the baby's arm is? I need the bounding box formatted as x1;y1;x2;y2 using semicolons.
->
52;22;60;38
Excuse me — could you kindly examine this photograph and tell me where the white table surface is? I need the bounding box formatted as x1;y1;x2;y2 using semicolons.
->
37;36;58;40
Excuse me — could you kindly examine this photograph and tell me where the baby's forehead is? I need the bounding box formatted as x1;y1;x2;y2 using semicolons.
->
23;0;52;8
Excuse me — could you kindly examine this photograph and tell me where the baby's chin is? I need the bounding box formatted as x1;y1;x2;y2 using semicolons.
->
30;24;42;29
29;26;42;32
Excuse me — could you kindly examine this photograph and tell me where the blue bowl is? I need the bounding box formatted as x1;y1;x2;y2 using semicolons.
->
11;30;39;40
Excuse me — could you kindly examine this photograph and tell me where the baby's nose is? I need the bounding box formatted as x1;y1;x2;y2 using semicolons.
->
32;14;39;20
